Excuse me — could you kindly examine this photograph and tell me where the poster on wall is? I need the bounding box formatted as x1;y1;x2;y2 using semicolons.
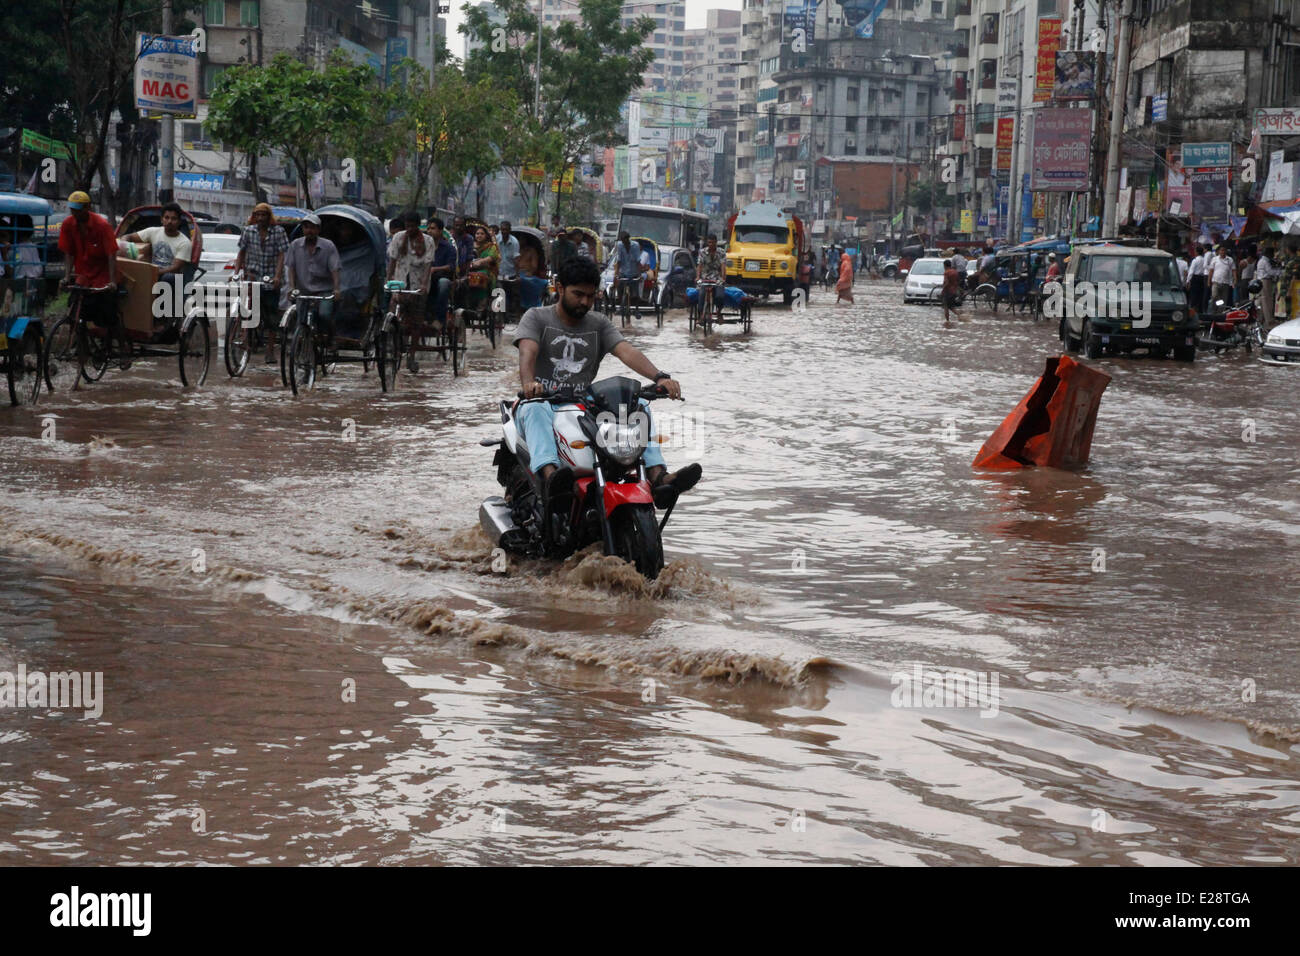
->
1053;51;1095;101
1029;108;1093;191
1034;19;1062;103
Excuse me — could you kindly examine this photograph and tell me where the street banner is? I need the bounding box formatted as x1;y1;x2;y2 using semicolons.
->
997;148;1012;171
952;104;966;142
1152;93;1168;122
1029;107;1092;191
1054;50;1095;101
521;164;546;184
1165;147;1190;213
1034;18;1062;103
1032;191;1046;218
1189;168;1229;218
134;33;198;116
384;37;408;86
20;129;76;162
960;209;973;233
997;79;1018;110
783;1;817;41
837;0;889;39
1181;142;1231;167
996;117;1014;150
1253;107;1300;135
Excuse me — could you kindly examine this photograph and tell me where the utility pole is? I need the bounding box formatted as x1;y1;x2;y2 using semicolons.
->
159;0;174;203
1101;0;1134;236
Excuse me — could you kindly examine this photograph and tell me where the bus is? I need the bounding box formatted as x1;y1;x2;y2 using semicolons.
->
617;204;710;263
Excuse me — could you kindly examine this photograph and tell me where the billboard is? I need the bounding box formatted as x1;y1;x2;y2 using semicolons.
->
1054;51;1095;101
1182;142;1231;168
1034;19;1062;103
1030;108;1093;191
1189;168;1229;218
783;2;817;41
134;33;198;116
837;0;889;39
1254;107;1300;136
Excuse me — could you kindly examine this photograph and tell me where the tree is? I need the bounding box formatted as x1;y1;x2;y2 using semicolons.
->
462;0;655;221
206;52;373;209
0;0;200;215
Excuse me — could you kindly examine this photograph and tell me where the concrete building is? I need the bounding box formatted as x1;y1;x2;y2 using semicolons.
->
734;0;950;240
174;0;443;213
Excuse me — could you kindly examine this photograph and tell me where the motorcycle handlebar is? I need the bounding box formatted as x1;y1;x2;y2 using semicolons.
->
516;383;672;403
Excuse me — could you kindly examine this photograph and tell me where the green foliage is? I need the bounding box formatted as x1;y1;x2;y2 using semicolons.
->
207;52;373;208
462;0;655;187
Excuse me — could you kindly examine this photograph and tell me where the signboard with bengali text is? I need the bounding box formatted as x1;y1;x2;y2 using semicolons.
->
1034;19;1062;103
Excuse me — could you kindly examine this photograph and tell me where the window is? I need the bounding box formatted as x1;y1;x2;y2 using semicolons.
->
931;1;943;15
204;0;225;25
203;63;227;97
847;85;859;101
845;115;858;132
239;1;258;26
980;13;999;44
979;59;997;89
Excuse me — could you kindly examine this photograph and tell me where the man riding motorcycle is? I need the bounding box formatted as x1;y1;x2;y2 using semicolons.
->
513;257;702;524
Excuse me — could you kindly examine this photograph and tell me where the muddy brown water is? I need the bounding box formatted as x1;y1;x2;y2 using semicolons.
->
2;281;1298;864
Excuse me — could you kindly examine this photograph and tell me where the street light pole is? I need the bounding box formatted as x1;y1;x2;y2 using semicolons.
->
160;0;174;203
1101;0;1134;236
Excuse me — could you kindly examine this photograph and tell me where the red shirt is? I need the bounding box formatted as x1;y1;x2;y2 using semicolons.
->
59;212;118;287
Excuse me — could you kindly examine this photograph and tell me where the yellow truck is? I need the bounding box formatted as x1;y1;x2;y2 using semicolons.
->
724;201;808;304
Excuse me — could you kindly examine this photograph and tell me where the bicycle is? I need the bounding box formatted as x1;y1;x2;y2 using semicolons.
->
691;280;722;335
614;274;636;328
43;284;131;391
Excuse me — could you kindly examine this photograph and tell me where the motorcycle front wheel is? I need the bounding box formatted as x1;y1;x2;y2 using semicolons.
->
610;503;664;580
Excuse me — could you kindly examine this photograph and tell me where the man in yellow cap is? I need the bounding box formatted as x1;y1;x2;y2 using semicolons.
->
234;202;289;362
58;190;123;343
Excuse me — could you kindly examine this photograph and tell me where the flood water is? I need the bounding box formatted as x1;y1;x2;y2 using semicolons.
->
2;279;1299;865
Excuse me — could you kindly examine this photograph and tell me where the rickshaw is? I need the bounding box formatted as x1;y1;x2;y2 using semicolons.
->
686;282;753;335
43;203;212;391
1;192;52;405
280;204;397;395
455;216;500;349
601;237;664;328
511;225;550;315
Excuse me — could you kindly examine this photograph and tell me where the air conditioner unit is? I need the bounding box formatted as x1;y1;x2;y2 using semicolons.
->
845;137;856;149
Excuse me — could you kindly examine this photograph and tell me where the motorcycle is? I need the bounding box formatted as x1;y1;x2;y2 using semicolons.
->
479;376;677;579
1198;279;1265;353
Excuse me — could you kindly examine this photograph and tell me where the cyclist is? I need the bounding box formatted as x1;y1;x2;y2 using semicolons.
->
696;233;726;319
57;189;127;368
234;202;288;363
286;213;341;344
612;232;642;308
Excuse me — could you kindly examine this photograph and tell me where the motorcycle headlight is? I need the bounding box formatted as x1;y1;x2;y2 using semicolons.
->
596;420;648;465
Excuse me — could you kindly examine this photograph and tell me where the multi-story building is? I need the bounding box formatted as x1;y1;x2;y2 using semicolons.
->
734;0;950;239
163;0;443;214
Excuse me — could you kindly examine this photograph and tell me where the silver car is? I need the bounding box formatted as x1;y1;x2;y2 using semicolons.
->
902;257;946;303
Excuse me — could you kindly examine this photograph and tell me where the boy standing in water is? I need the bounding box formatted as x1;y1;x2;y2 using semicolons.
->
941;259;966;328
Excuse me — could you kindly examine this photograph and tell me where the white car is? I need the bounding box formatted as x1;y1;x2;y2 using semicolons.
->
1262;316;1300;364
197;233;241;280
902;257;946;303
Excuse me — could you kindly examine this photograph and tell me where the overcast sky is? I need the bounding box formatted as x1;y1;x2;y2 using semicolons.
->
446;0;745;59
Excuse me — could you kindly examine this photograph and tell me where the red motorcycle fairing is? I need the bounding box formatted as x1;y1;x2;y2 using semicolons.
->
576;476;654;516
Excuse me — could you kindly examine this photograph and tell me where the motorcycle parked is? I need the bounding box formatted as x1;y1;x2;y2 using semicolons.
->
479;376;677;579
1198;279;1265;354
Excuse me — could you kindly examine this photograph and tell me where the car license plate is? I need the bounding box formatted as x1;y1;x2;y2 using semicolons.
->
745;261;761;272
1135;336;1160;344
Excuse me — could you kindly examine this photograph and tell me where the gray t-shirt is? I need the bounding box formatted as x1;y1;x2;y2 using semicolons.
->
513;305;625;392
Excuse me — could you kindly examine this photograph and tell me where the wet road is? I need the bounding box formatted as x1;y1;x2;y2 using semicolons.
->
2;279;1299;864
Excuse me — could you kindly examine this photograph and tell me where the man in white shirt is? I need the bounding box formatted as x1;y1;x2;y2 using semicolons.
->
949;248;967;287
497;220;521;314
1256;245;1277;327
1210;246;1236;309
1175;253;1189;285
122;201;193;320
1185;243;1208;315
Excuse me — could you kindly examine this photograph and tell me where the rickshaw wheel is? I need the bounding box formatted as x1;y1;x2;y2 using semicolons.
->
78;322;113;382
8;328;44;406
377;323;400;393
43;316;79;393
178;315;211;388
450;318;466;376
224;318;251;378
288;324;316;395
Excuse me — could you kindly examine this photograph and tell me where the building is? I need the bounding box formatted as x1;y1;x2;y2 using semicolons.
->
734;0;950;240
154;0;444;214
